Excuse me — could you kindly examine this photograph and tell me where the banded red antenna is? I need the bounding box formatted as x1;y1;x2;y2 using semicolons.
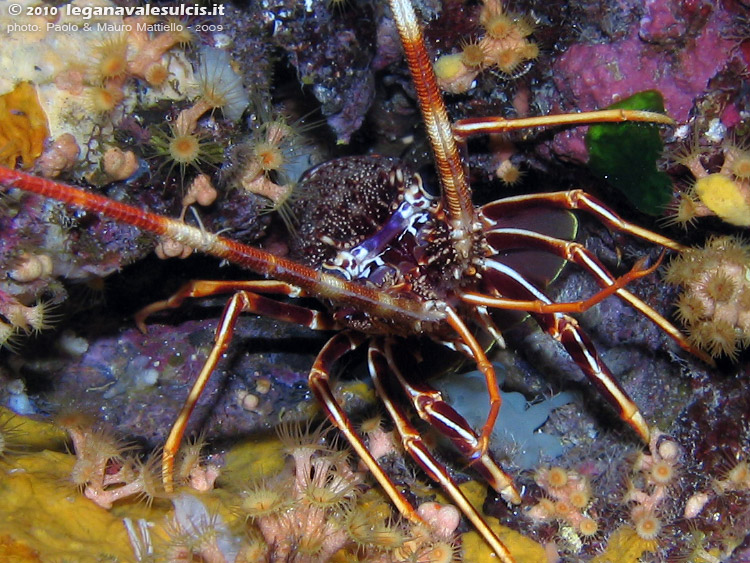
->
389;0;479;261
0;168;441;327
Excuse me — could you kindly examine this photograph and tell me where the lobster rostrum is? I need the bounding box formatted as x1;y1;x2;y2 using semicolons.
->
0;0;708;559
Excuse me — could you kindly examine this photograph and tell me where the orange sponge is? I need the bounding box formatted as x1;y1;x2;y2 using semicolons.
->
0;82;48;169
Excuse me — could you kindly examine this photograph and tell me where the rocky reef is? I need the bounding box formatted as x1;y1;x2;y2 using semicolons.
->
0;0;749;561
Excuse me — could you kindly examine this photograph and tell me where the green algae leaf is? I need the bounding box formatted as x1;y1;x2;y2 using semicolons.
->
586;90;672;215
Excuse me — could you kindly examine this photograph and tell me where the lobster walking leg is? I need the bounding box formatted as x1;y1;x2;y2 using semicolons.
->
368;341;516;563
480;259;651;442
378;338;521;505
480;228;713;364
459;252;662;314
307;331;423;524
551;313;649;441
161;286;335;490
444;306;504;461
135;280;316;331
481;189;687;252
453;109;674;138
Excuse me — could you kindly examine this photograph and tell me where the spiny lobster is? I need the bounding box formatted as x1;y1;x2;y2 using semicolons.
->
0;0;707;559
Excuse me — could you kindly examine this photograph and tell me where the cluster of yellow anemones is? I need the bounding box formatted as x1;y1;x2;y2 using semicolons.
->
434;0;538;94
665;235;750;360
526;466;599;551
222;105;311;233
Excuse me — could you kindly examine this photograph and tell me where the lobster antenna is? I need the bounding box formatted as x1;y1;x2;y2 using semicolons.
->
389;0;479;266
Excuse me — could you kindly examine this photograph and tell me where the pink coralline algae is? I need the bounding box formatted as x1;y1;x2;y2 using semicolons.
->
550;3;738;161
639;0;696;42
